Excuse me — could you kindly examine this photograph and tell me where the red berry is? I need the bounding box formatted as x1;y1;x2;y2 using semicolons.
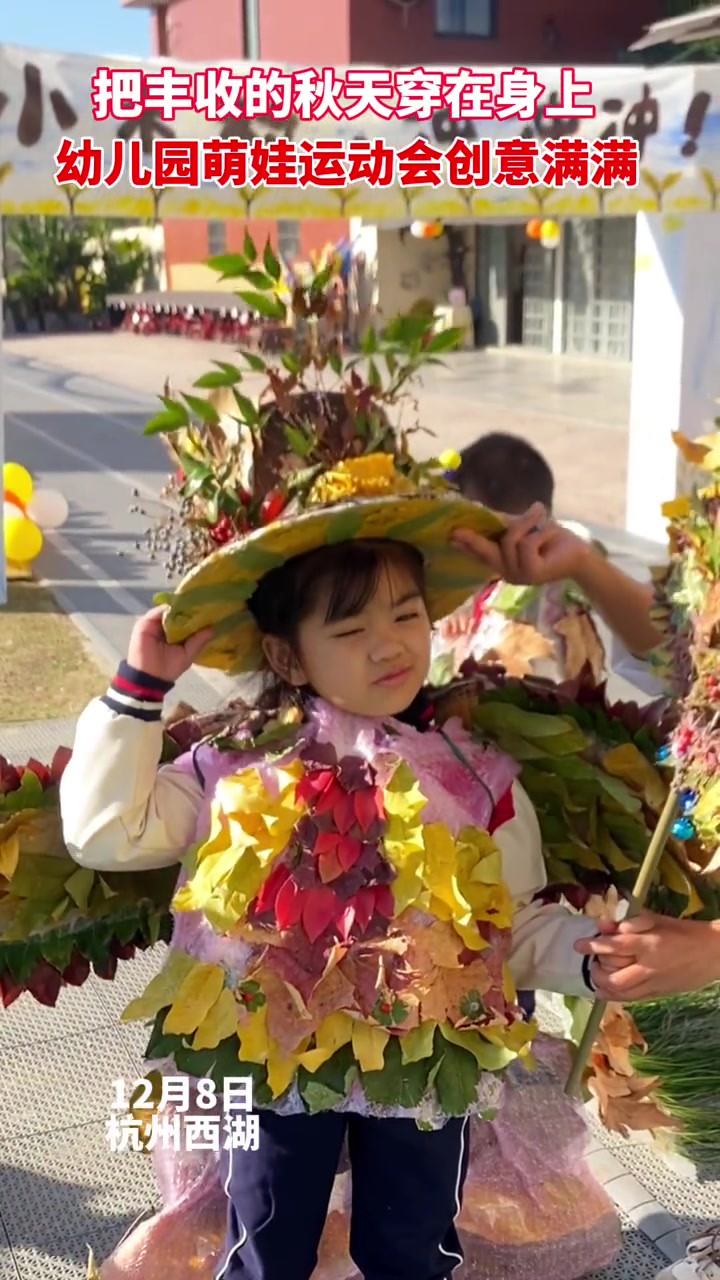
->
260;489;287;524
380;1002;392;1015
210;515;235;546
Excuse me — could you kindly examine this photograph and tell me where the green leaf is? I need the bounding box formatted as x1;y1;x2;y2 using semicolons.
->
299;1079;344;1114
326;509;366;544
297;1043;356;1114
208;253;248;279
232;390;261;427
281;353;301;375
434;1039;480;1116
328;349;343;376
424;327;464;354
193;365;242;389
360;326;379;354
367;359;382;389
284;425;313;457
263;239;282;282
360;1035;429;1108
243;269;275;290
241;351;268;373
144;405;190;436
238;291;286;321
181;393;220;425
64;867;95;911
243;231;258;263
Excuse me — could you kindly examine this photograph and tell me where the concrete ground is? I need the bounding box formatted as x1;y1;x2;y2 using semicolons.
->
0;332;712;1279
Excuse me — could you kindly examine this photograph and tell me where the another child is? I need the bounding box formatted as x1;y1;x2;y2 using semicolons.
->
61;436;622;1279
433;432;606;686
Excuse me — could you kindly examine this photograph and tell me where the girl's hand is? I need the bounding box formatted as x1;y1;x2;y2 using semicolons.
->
452;503;591;587
126;606;213;683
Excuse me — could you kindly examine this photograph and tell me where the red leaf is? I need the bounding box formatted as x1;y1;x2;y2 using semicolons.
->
318;849;345;883
254;862;290;915
275;877;304;930
338;835;363;871
93;954;119;981
25;758;51;788
337;903;356;942
302;887;338;942
0;970;23;1008
61;954;91;986
27;959;63;1007
314;830;340;856
488;787;515;834
353;887;376;934
373;885;395;919
333;792;356;834
314;779;347;817
50;746;73;783
353;788;384;833
0;759;21;795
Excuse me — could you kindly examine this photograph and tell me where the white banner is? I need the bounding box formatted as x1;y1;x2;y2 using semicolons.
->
0;45;719;220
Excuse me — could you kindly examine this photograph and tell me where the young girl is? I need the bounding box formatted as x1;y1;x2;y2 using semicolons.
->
61;432;623;1279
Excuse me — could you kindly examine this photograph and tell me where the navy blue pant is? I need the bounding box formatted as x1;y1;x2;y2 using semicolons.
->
215;1109;470;1280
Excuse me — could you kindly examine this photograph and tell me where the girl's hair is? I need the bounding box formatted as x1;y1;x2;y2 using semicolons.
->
247;538;426;712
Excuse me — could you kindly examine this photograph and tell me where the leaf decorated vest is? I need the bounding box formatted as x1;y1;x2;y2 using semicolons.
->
125;699;535;1125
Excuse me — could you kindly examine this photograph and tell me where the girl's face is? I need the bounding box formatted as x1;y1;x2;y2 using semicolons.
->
263;555;432;717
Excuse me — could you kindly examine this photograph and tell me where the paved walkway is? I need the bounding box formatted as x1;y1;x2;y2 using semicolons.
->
0;332;710;1279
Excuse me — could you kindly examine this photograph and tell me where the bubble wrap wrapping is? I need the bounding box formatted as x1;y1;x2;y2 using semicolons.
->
99;1035;620;1280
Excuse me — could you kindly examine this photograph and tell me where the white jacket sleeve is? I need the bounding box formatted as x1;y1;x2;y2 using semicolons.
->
60;689;204;873
496;782;598;997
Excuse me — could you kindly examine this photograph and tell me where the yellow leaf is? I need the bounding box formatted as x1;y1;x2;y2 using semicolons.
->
351;1020;389;1072
64;866;95;910
672;431;712;466
0;831;20;880
400;1022;436;1063
120;950;198;1023
192;986;240;1050
383;763;428;823
297;1011;354;1072
238;1004;270;1065
440;1022;518;1071
660;856;704;918
661;496;691;520
267;1049;298;1098
603;744;667;809
163;962;227;1036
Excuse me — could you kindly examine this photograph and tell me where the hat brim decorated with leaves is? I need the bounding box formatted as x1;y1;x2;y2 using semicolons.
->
161;491;504;675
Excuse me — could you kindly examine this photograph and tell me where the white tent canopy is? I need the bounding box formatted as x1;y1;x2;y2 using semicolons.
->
631;5;720;51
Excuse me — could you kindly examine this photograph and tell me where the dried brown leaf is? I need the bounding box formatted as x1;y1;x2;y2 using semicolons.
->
555;612;606;683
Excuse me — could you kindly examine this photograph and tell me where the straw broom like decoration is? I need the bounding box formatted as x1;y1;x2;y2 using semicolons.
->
567;426;720;1097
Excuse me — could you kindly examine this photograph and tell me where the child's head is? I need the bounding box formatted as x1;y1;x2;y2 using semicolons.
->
455;432;555;516
248;539;431;717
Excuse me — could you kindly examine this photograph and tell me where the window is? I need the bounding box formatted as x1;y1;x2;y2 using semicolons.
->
277;219;302;262
207;220;227;257
435;0;494;37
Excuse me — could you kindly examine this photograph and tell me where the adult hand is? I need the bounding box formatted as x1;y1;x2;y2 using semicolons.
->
126;606;213;684
452;503;592;587
574;911;720;1001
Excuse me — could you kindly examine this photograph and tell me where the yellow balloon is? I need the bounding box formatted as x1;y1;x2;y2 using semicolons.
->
3;462;33;506
540;219;560;239
4;514;43;562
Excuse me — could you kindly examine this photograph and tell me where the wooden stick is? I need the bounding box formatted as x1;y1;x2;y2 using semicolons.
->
564;787;680;1097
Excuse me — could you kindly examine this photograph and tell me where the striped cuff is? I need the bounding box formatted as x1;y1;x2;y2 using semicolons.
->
101;662;174;722
581;954;596;994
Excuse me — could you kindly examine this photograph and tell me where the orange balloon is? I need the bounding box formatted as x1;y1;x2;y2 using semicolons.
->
4;489;25;513
526;219;543;240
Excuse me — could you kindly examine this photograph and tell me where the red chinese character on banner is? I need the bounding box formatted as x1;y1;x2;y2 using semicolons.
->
91;68;144;121
249;137;298;186
244;66;294;119
544;68;595;119
346;138;395;186
128;137;152;187
343;70;396;120
54;136;104;187
445;138;492;187
143;66;195;121
441;68;495;121
298;139;347;186
542;137;591;187
395;69;445;121
591;138;639;188
194;68;244;121
291;67;345;121
154;139;200;186
203;137;249;186
396;138;443;186
494;68;545;122
494;138;540;186
103;138;126;187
